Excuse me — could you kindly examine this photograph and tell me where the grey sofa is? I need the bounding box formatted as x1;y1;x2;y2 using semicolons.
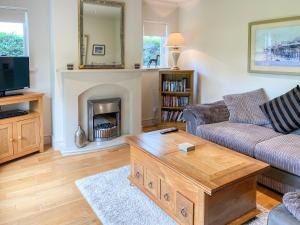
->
183;101;300;194
268;204;300;225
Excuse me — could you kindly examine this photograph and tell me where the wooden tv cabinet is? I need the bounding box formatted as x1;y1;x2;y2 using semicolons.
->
0;92;44;164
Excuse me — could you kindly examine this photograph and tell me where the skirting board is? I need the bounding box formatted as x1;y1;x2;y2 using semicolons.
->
44;135;52;145
142;118;159;127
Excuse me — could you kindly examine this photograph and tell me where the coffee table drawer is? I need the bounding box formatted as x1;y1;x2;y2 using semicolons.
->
145;169;158;197
176;192;194;225
160;180;175;212
133;161;144;186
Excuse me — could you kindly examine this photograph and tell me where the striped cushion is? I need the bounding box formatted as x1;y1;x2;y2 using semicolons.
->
260;86;300;134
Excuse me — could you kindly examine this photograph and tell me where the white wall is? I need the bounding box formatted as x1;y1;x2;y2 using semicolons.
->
142;0;179;126
0;0;52;143
141;70;160;126
179;0;300;103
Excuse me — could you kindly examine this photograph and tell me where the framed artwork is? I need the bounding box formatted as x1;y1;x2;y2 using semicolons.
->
92;44;105;56
248;16;300;75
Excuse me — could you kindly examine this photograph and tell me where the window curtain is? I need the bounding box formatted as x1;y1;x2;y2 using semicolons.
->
144;21;167;37
0;8;27;23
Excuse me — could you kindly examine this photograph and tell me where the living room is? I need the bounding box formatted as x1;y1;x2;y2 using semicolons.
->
0;0;299;224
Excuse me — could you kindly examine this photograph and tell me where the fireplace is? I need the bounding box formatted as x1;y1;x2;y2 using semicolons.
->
88;98;121;142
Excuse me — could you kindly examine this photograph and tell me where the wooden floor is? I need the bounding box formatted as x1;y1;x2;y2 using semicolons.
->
0;145;281;225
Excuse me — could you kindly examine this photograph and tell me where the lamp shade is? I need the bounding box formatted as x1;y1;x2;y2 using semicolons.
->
166;32;185;48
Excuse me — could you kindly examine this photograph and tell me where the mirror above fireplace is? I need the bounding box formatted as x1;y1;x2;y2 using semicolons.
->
79;0;125;69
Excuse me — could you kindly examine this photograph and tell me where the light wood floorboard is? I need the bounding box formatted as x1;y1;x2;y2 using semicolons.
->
0;144;281;225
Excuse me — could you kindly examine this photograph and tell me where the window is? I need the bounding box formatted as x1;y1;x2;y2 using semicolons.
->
143;21;167;68
0;7;28;57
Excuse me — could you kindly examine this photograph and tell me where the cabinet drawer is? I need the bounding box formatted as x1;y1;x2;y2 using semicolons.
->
133;161;144;186
160;180;175;212
176;192;194;225
145;169;158;198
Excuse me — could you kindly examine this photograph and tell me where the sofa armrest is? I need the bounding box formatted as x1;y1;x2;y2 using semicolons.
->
183;100;229;135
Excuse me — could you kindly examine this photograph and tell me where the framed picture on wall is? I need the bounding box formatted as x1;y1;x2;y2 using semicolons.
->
92;44;105;56
248;16;300;75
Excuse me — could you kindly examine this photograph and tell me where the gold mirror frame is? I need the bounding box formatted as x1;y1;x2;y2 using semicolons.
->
79;0;125;69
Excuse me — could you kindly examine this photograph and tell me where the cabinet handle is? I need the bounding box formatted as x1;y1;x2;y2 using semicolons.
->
163;193;170;201
148;182;153;189
9;138;13;142
135;171;140;178
181;208;188;217
18;136;22;140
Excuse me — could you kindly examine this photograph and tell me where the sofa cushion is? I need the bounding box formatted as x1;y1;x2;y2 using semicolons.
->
196;121;281;157
223;88;270;126
283;192;300;221
255;135;300;176
291;129;300;135
260;85;300;134
268;204;300;225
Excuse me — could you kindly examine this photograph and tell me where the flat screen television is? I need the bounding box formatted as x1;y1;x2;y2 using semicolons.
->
0;57;30;97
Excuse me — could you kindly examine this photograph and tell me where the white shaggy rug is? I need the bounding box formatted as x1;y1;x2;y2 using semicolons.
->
76;166;270;225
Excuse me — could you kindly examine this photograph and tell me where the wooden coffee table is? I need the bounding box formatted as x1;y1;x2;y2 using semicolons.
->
127;131;269;225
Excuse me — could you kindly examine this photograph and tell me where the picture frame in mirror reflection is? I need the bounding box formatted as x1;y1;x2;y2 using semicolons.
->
92;44;105;56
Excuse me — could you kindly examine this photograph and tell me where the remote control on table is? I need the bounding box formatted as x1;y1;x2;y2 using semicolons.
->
160;127;178;134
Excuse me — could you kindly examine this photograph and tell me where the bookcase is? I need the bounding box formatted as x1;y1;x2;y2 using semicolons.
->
159;70;194;130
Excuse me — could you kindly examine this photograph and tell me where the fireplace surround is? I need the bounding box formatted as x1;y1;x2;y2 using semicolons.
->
53;69;142;153
88;98;121;142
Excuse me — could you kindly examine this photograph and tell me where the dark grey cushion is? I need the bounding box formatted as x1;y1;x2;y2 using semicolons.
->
183;101;229;135
196;121;281;157
223;88;271;126
255;135;300;176
268;204;300;225
283;192;300;221
260;85;300;134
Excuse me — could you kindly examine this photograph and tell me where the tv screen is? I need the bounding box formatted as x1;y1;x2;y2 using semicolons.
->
0;57;30;92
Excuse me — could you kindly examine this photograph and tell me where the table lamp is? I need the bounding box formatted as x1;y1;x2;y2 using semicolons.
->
166;32;185;70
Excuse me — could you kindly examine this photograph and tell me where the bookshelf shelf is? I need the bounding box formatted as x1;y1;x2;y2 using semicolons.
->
159;70;194;130
162;92;191;95
161;107;185;110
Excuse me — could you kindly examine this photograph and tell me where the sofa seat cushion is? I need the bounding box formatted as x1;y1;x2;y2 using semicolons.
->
196;121;281;157
268;204;300;225
255;135;300;176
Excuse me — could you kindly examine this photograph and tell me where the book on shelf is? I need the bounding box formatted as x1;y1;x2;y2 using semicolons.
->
162;96;189;107
162;79;188;92
161;110;185;122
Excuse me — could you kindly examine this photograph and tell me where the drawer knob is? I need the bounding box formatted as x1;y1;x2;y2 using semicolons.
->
135;172;140;178
181;208;188;217
18;136;22;140
163;193;170;201
9;138;13;142
148;182;153;189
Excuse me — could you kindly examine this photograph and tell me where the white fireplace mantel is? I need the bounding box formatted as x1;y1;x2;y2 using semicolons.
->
52;69;143;153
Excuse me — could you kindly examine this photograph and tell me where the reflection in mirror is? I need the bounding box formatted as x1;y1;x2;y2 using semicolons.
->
79;0;124;69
